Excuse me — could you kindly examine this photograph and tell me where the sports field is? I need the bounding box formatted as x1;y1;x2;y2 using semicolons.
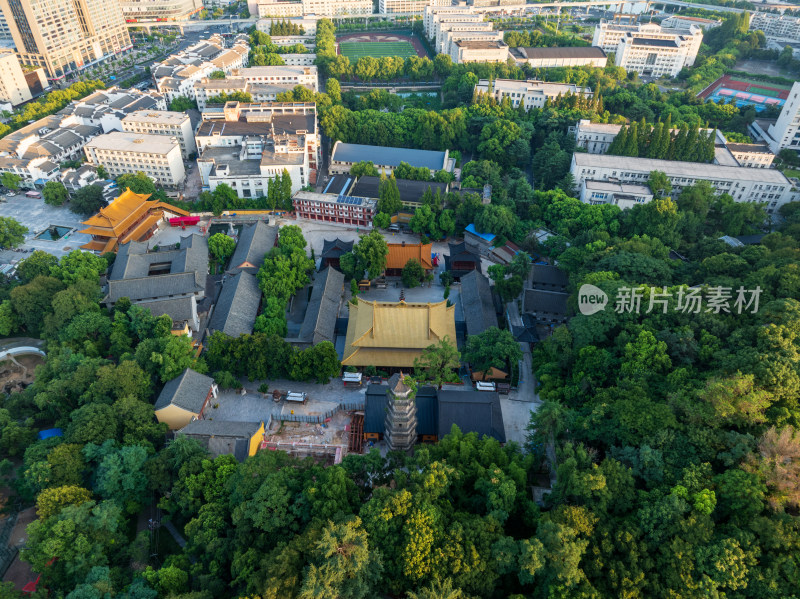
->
339;41;418;59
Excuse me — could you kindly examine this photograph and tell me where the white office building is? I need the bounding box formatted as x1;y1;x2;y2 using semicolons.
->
593;20;702;76
570;153;796;214
753;82;800;154
511;46;608;68
121;111;197;158
230;66;318;91
450;40;509;64
661;15;721;31
750;12;800;43
380;0;449;15
84;132;186;188
0;50;31;107
476;79;592;111
299;0;372;15
255;0;303;17
196;102;319;198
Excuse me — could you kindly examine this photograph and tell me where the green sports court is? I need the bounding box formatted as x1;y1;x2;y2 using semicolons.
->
338;41;418;59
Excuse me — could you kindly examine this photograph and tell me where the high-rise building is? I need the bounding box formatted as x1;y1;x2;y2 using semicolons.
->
757;82;800;154
119;0;203;23
0;49;32;105
0;0;131;80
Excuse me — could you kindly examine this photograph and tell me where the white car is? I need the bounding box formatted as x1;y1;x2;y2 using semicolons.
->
5;192;14;197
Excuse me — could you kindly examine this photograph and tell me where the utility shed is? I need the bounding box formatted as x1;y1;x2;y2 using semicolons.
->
178;419;265;461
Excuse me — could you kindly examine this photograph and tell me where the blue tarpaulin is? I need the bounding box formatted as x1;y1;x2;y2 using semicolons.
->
38;428;63;440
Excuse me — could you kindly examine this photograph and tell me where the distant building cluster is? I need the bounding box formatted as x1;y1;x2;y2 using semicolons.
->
593;20;703;77
192;66;318;110
424;5;509;63
0;87;164;187
152;34;250;102
750;12;800;44
248;0;372;17
119;0;204;23
0;0;132;81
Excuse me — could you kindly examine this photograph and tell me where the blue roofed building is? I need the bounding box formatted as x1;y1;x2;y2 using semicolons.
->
329;141;450;176
464;223;496;257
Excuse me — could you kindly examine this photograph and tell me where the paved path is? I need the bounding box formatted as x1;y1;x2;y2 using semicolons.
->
162;521;187;549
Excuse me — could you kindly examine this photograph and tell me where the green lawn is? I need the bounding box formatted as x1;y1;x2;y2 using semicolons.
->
783;168;800;179
339;41;417;59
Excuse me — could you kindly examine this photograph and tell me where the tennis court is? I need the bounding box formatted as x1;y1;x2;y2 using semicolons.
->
339;41;418;59
748;85;782;98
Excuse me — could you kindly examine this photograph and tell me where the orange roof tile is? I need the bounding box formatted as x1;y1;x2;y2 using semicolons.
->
386;243;433;270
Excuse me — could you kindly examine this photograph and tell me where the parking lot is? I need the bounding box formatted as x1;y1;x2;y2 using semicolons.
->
0;193;92;259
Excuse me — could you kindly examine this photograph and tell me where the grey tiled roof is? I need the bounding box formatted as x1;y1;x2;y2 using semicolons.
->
523;289;568;316
227;221;277;274
530;264;568;289
136;296;197;324
298;266;344;345
460;270;498;337
208;271;261;337
107;272;202;303
321;238;353;260
108;234;208;303
155;368;214;412
179;419;262;438
438;390;505;443
332;142;447;171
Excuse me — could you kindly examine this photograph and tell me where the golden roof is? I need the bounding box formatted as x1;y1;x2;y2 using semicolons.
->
386;243;433;270
81;188;154;233
341;299;456;367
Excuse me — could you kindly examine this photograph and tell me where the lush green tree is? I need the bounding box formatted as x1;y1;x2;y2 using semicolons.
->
36;485;92;519
43;181;69;206
373;212;391;229
70;185;105;215
401;258;426;288
169;96;197;111
414;336;460;387
0;216;27;248
16;250;58;284
0;172;21;190
354;230;389;279
208;233;236;263
326;77;341;103
50;250;107;284
116;172;156;195
463;327;522;372
378;174;403;216
290;341;341;383
278;224;307;252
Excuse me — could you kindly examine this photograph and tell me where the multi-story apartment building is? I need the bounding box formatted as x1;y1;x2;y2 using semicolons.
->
570;153;796;214
299;0;372;16
119;0;203;22
442;31;504;57
433;14;486;51
750;12;800;43
193;77;249;110
475;79;592;111
293;191;376;227
153;35;249;102
255;0;303;17
0;113;100;184
380;0;449;15
196;101;318;198
450;39;509;64
0;0;132;80
122;110;197;158
593;20;702;76
424;5;476;37
60;87;167;133
0;50;31;106
510;46;608;68
84;132;186;188
230;66;318;91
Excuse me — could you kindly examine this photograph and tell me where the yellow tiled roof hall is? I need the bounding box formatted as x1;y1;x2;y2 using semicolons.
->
342;298;457;368
80;188;190;253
